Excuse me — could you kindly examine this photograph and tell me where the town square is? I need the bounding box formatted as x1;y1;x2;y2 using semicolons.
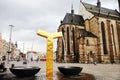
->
0;0;120;80
0;61;120;80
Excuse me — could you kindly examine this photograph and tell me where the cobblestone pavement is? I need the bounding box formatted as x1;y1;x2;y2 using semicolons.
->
0;61;120;80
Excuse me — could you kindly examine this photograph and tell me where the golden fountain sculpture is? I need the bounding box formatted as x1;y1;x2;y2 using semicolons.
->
37;29;62;79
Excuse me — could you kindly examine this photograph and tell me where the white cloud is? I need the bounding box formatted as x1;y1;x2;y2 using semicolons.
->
0;0;119;53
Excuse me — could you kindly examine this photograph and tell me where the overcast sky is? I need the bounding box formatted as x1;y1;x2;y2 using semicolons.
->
0;0;118;53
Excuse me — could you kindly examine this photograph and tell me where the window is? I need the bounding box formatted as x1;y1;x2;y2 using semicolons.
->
101;22;108;54
111;24;116;55
86;39;89;46
62;28;65;37
67;27;70;55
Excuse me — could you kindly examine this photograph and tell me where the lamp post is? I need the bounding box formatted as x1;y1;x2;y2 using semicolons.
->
7;25;14;63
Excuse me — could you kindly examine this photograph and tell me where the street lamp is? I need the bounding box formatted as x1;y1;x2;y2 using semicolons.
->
7;25;14;63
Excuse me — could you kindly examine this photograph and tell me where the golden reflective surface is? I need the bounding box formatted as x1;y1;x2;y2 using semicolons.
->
37;29;62;79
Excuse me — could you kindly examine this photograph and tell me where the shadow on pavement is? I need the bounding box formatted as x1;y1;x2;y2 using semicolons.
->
0;72;95;80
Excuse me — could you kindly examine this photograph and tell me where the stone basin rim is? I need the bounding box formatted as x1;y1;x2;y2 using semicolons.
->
10;66;40;69
58;66;83;76
58;66;83;69
9;66;40;77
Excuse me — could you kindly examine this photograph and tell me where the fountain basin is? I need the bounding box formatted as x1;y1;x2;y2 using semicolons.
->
9;66;40;77
58;66;82;76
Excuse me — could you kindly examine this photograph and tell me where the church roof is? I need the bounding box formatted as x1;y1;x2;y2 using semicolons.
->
81;2;120;20
61;13;84;26
77;28;97;38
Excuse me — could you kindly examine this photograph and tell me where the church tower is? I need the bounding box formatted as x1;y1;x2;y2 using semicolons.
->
56;6;85;62
97;0;101;7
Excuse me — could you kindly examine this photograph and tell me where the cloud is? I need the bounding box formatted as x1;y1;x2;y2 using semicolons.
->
0;0;118;53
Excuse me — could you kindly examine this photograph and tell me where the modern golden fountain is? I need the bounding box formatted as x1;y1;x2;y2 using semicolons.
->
37;29;62;79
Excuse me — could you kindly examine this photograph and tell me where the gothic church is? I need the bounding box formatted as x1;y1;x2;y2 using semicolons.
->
56;0;120;63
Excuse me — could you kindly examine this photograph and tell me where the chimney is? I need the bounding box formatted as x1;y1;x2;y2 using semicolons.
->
97;0;101;7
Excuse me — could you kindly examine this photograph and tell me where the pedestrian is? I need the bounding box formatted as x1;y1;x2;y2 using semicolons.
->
31;58;33;61
93;61;97;65
0;62;7;72
90;57;97;65
36;58;39;63
90;57;93;63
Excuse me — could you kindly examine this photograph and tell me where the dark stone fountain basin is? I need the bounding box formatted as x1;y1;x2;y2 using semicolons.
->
9;66;40;77
58;66;83;76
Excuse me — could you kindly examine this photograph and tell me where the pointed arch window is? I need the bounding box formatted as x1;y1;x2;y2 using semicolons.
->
67;27;70;55
101;22;108;54
62;28;65;58
62;28;65;37
111;24;116;55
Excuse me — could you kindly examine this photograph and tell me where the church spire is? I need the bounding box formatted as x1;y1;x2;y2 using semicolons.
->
15;41;18;48
118;0;120;11
97;0;101;7
71;1;74;14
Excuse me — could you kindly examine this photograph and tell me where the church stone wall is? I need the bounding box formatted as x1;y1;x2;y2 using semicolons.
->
57;16;120;63
116;22;120;62
87;17;120;63
79;37;98;63
57;24;85;62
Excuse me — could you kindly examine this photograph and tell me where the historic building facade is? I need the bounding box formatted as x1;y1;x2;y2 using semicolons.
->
0;32;19;61
0;33;3;60
56;0;120;63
